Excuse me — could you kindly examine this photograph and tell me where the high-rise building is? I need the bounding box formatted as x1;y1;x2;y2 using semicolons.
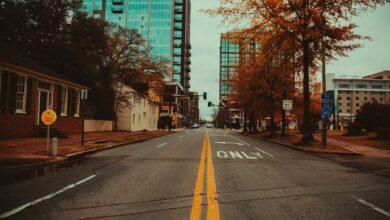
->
219;30;259;127
82;0;191;92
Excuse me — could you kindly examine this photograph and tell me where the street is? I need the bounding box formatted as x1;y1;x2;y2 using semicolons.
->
1;128;390;220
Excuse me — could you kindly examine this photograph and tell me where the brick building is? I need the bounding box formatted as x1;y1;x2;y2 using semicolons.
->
189;91;199;124
326;70;390;123
0;45;88;139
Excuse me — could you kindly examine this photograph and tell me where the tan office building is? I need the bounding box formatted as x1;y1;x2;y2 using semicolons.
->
327;70;390;122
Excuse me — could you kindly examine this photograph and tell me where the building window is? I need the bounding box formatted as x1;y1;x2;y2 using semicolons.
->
347;97;350;100
339;84;350;89
364;97;368;101
372;84;383;89
16;75;27;112
356;97;359;100
74;90;80;117
61;87;68;116
347;109;350;114
347;103;350;107
356;84;367;89
356;103;360;107
133;113;135;124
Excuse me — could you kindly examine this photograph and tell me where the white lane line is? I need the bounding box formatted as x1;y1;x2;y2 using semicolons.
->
155;143;167;148
179;135;183;138
254;147;274;158
215;142;244;146
228;135;251;146
351;195;390;217
0;174;98;219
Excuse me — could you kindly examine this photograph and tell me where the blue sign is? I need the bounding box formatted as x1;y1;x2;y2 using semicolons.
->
321;92;334;100
321;111;331;119
321;102;333;110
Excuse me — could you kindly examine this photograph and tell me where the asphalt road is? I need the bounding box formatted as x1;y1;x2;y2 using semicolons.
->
0;128;390;219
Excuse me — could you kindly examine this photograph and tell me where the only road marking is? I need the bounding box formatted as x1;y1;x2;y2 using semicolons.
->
255;147;274;158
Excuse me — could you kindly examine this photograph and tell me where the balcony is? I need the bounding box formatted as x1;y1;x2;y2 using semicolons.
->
186;58;191;65
185;67;191;72
186;51;191;57
173;44;181;48
174;26;182;31
111;6;123;13
186;44;191;49
112;0;124;5
174;9;183;14
175;0;184;5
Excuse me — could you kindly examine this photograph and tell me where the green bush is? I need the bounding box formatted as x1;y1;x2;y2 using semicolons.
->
347;122;362;136
376;127;390;139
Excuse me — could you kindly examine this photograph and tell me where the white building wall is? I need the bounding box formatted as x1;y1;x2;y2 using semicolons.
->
116;84;159;132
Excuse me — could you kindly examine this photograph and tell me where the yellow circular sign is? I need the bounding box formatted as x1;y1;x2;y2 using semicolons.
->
41;109;57;126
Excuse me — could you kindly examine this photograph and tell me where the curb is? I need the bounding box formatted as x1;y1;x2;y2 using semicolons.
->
0;132;173;171
242;133;362;156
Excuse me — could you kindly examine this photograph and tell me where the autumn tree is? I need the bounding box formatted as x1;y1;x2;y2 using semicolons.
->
103;26;168;130
205;0;389;144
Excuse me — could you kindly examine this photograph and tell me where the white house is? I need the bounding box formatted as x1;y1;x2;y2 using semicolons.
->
116;84;159;131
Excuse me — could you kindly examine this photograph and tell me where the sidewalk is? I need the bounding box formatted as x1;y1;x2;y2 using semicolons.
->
245;130;390;158
0;130;172;169
313;134;390;158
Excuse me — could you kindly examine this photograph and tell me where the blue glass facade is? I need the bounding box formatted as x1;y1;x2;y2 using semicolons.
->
82;0;191;92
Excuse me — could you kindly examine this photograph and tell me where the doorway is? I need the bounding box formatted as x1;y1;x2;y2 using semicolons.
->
36;82;53;125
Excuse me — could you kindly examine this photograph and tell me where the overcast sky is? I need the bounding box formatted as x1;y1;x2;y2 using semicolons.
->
189;1;390;120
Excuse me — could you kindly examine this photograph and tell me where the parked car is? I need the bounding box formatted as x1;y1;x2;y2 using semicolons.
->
191;123;199;129
206;123;213;128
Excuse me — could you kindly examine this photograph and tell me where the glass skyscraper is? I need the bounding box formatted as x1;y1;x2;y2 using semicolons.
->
220;30;259;126
82;0;191;92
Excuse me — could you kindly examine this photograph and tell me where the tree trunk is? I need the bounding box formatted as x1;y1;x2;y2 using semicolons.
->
243;109;248;133
253;117;258;132
301;40;314;144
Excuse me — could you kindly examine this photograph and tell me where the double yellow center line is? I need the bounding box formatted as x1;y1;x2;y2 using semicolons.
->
190;132;220;220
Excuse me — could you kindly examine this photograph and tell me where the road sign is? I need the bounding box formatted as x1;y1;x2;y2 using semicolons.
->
41;109;57;126
282;100;293;110
321;92;334;100
321;111;331;119
321;102;333;110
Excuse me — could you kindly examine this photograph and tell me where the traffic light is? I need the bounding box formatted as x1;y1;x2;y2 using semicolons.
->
208;101;212;107
203;92;207;100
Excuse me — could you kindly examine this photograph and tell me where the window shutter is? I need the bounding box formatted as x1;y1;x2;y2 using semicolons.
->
0;71;8;113
8;73;17;113
67;87;72;116
25;77;33;113
56;85;62;115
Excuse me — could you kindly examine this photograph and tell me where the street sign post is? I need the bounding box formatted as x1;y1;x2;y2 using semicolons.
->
81;90;88;145
282;100;293;110
320;91;334;147
41;108;57;152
